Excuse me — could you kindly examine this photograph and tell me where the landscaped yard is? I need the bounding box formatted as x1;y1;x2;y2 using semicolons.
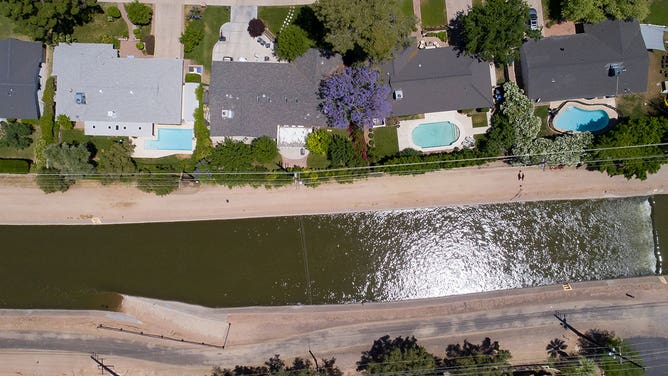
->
0;13;30;40
471;113;488;128
645;0;668;25
371;126;399;158
184;5;230;73
258;6;304;34
616;50;667;119
534;105;555;136
60;129;126;157
72;4;129;43
0;126;39;160
307;152;330;169
399;0;415;19
420;0;447;29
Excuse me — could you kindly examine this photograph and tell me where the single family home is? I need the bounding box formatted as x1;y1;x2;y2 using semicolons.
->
0;38;44;120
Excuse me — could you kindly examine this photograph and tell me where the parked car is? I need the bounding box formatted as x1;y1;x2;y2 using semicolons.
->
529;8;538;30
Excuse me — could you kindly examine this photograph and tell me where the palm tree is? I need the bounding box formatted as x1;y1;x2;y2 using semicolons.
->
546;338;569;359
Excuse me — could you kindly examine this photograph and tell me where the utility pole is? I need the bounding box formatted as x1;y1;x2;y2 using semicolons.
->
553;311;644;369
90;353;121;376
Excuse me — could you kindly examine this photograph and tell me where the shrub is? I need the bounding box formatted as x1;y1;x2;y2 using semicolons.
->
247;18;265;37
36;167;71;193
56;114;74;130
107;5;121;19
276;25;312;62
136;41;145;50
125;1;153;26
185;73;202;83
180;19;204;53
113;38;120;49
39;77;56;144
141;35;155;55
305;129;333;155
0;159;30;173
328;134;354;167
0;121;34;149
133;28;141;37
251;136;279;163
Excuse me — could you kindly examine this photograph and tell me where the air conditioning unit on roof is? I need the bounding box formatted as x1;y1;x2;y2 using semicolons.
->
394;89;404;100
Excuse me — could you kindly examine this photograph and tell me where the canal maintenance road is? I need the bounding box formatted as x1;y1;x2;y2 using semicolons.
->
1;276;667;375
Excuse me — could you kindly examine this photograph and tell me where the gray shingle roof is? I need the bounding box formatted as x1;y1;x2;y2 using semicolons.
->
0;38;43;119
52;43;183;125
381;47;494;116
520;20;649;102
208;49;342;138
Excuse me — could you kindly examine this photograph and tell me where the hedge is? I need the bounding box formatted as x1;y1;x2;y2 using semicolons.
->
0;159;31;173
185;73;202;83
39;76;56;144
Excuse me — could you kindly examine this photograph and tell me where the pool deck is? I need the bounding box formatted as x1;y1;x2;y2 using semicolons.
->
396;111;490;153
549;97;619;133
131;124;196;158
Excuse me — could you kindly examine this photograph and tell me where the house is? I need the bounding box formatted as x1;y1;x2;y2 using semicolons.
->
208;49;342;138
381;46;495;116
0;38;44;119
52;43;183;137
520;20;649;103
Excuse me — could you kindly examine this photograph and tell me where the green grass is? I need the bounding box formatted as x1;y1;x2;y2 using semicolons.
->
534;105;555;136
425;31;447;42
72;4;129;43
134;155;190;172
0;13;31;40
420;0;447;29
307;153;330;169
185;6;230;74
0;124;40;160
399;0;415;19
371;126;399;158
258;6;304;34
645;0;668;25
616;95;647;120
60;129;124;156
471;113;488;128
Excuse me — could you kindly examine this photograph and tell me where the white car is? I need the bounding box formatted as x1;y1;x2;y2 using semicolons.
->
529;8;539;31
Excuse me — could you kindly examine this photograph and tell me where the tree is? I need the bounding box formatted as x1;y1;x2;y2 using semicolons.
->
443;337;512;376
591;116;668;180
36;166;71;193
212;354;342;376
56;114;74;130
357;335;437;375
328;133;354;166
251;136;279;163
209;138;254;171
136;171;180;196
97;142;136;183
181;19;204;53
577;329;644;376
313;0;416;61
546;338;569;359
276;25;312;62
0;0;98;42
125;0;152;26
107;5;121;19
319;66;391;129
247;18;265;37
44;143;94;178
0;121;33;149
557;357;596;376
561;0;649;23
306;129;333;155
461;0;532;64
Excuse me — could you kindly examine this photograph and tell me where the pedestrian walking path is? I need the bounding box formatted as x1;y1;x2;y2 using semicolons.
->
117;2;137;41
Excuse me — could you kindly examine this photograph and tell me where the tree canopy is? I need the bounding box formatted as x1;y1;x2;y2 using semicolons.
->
312;0;416;61
125;0;152;26
319;66;391;129
212;354;342;376
44;143;94;177
461;0;532;64
357;335;438;375
561;0;649;23
0;121;34;149
276;25;312;62
181;19;205;53
0;0;99;42
251;136;279;163
247;18;265;38
591;116;668;180
97;142;136;184
443;337;512;376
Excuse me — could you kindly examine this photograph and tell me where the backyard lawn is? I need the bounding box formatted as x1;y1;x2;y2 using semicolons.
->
60;129;126;157
371;126;399;159
534;105;556;136
0;13;31;40
72;4;129;43
420;0;447;29
471;113;488;128
645;0;668;25
399;0;415;19
184;6;230;73
616;50;667;119
258;6;303;34
0;126;39;160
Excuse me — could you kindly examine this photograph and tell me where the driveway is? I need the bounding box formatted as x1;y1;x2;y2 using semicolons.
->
526;0;545;32
212;6;279;63
153;1;184;58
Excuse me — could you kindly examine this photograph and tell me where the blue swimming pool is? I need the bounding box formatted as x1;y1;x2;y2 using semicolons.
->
554;106;610;132
412;121;460;148
145;128;194;150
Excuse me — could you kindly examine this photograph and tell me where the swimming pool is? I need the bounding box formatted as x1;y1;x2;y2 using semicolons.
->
554;106;610;132
412;121;460;148
145;128;194;150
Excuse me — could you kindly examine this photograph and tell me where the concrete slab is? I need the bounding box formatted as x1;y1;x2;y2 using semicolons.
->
213;6;279;63
154;1;184;58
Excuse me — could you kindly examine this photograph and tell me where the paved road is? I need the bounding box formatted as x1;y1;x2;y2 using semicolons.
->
1;277;667;374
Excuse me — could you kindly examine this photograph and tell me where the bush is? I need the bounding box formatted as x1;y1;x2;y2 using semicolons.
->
0;121;34;149
107;5;121;18
305;128;333;155
328;134;354;167
192;85;212;161
0;159;30;173
39;77;56;144
113;38;120;49
251;136;279;163
141;35;155;55
136;41;145;50
36;167;71;193
133;28;141;37
247;18;265;37
185;73;202;83
180;19;204;53
276;25;312;62
56;114;74;130
125;1;153;26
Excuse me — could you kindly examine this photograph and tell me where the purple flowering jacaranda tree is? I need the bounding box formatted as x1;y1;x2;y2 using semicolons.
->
319;66;391;129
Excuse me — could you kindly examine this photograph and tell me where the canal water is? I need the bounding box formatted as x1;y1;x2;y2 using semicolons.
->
0;196;664;310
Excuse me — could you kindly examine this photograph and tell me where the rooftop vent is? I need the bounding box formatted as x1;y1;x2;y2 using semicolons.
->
394;89;404;100
221;109;234;119
107;110;117;118
75;92;86;104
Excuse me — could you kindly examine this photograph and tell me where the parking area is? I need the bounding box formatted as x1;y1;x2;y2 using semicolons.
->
526;0;545;32
212;6;279;63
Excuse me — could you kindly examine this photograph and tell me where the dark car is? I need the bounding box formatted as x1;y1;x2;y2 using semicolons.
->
529;8;538;30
